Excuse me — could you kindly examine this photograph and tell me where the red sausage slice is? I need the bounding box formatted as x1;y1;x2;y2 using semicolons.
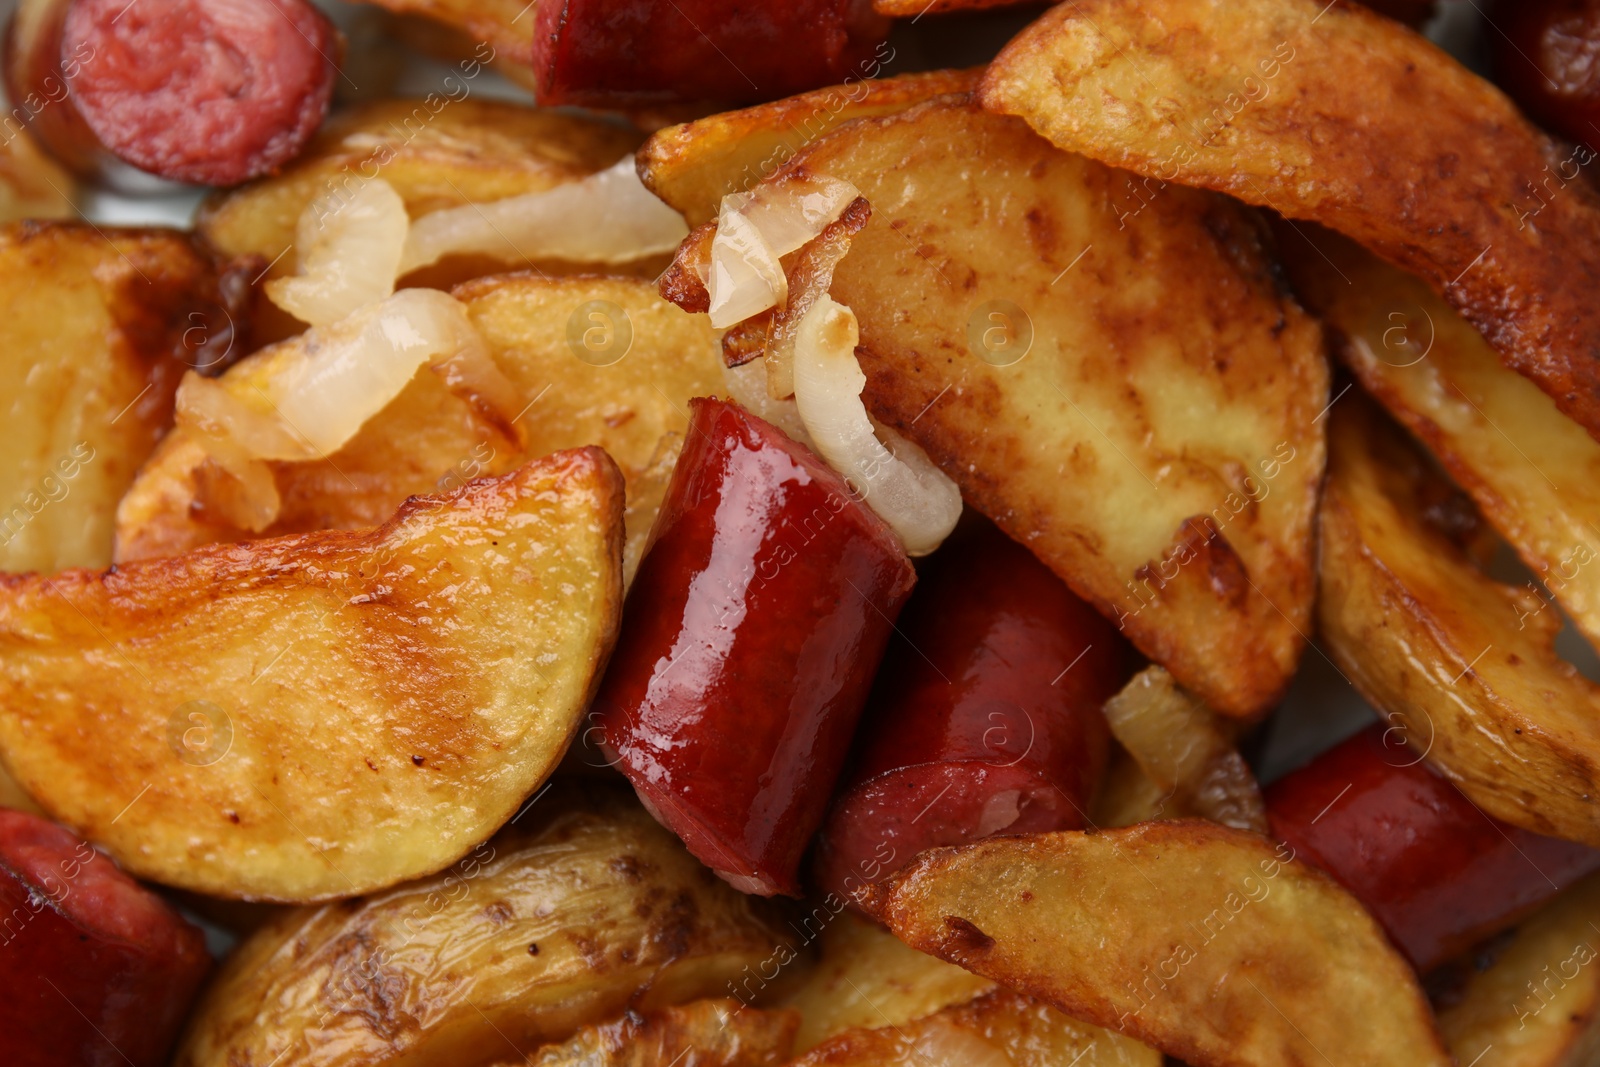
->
0;810;210;1067
1265;724;1600;972
590;398;916;897
813;517;1137;905
45;0;337;185
531;0;892;107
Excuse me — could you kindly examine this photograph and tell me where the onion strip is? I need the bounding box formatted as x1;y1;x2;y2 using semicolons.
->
265;178;409;327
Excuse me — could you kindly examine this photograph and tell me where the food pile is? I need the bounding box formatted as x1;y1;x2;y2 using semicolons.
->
1;0;1598;1064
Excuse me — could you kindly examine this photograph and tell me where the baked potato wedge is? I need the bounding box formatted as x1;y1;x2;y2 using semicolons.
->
0;221;244;574
981;0;1600;443
778;910;995;1052
197;99;645;345
863;822;1449;1066
0;449;624;901
175;784;794;1066
710;97;1327;718
1318;398;1600;847
637;69;980;226
789;988;1160;1067
1280;225;1600;659
115;274;721;582
511;1000;798;1067
0;127;75;221
1437;873;1600;1067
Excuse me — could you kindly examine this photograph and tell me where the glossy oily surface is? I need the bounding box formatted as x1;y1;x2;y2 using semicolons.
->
592;398;915;896
1266;724;1600;972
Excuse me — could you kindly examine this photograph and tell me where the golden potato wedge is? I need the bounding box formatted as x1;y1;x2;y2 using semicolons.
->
197;99;644;344
115;274;721;577
637;69;980;226
863;822;1449;1066
175;784;794;1067
0;221;244;574
790;988;1161;1067
721;97;1326;717
348;0;533;78
1437;873;1600;1067
1103;666;1266;832
0;127;75;221
0;450;624;901
1280;226;1600;662
981;0;1600;444
778;910;995;1052
509;999;797;1067
1319;397;1600;846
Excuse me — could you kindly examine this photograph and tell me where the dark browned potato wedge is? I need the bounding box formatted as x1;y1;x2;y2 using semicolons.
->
1436;873;1600;1067
510;1000;798;1067
0;450;624;901
174;785;794;1066
197;99;645;345
789;987;1160;1066
0;222;243;574
724;97;1326;718
637;69;980;226
981;0;1600;443
863;822;1450;1066
1319;397;1600;847
114;274;720;585
1281;225;1600;657
777;910;995;1052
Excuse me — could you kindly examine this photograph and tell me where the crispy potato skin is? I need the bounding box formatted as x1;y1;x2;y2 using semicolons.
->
1437;873;1600;1067
1281;225;1600;660
762;97;1326;717
863;821;1449;1066
175;786;795;1067
637;69;981;226
778;910;994;1052
0;449;625;901
511;999;798;1067
790;988;1160;1066
0;221;242;574
114;274;721;573
1318;399;1600;847
982;0;1600;443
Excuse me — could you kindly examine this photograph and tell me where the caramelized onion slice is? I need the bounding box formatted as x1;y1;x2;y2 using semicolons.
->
792;295;961;556
399;157;687;275
265;178;409;327
706;176;860;330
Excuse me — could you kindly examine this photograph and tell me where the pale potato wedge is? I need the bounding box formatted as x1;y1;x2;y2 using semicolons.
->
197;99;645;344
0;450;624;901
0;222;244;574
0;127;75;220
1281;225;1600;660
637;69;980;226
1092;747;1180;829
981;0;1600;443
863;822;1449;1066
1319;398;1600;847
778;910;995;1053
1437;873;1600;1067
790;988;1161;1067
511;999;798;1067
723;97;1326;718
115;274;722;579
175;784;794;1066
349;0;532;73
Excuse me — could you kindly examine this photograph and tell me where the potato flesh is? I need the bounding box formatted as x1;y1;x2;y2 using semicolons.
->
790;988;1161;1067
981;0;1600;443
1318;400;1600;847
114;275;722;572
766;97;1326;717
175;787;795;1067
0;449;624;901
0;223;229;574
1281;227;1600;659
515;999;798;1066
1436;873;1600;1067
864;821;1449;1066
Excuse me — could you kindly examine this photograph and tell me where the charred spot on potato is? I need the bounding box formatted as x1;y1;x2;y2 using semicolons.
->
939;915;996;956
